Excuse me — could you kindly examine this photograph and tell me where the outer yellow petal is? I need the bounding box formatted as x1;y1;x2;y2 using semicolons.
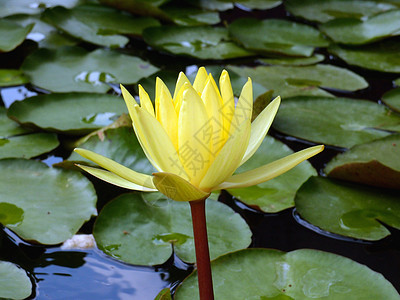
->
219;70;235;139
120;84;139;121
131;105;189;179
240;96;281;166
152;172;210;202
215;145;325;190
155;77;173;117
138;84;155;117
77;164;156;191
157;85;179;150
199;120;251;191
178;84;210;185
193;66;208;94
74;148;155;189
230;78;253;135
173;71;190;102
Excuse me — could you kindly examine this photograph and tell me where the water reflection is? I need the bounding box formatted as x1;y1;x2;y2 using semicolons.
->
0;86;37;108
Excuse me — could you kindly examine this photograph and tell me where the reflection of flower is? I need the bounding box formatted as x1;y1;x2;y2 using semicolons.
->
75;67;324;202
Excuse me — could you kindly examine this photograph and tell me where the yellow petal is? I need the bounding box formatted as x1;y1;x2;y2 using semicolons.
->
155;77;173;117
240;96;281;166
156;85;179;149
193;66;208;94
199;120;251;191
120;84;139;121
229;78;253;135
152;172;210;202
131;105;189;179
74;148;155;189
215;145;325;190
173;71;190;102
77;164;156;191
178;84;211;186
138;84;155;117
219;70;235;139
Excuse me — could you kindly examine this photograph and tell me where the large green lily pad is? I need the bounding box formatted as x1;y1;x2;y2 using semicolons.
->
382;87;400;112
228;136;317;212
0;0;80;18
273;96;400;148
329;41;400;73
175;248;400;299
93;193;252;265
161;5;220;26
42;4;160;48
285;0;398;23
142;26;254;60
236;0;282;10
0;159;97;244
0;261;32;300
0;69;29;86
259;54;325;66
320;10;400;45
324;135;400;189
7;93;128;135
0;107;28;137
228;65;368;98
21;46;159;93
295;176;400;241
0;19;33;52
229;18;329;57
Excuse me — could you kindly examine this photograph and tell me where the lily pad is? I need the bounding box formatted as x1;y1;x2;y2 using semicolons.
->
175;248;400;299
285;0;398;23
42;4;160;48
295;176;400;241
7;93;128;134
329;41;400;73
229;18;329;57
98;0;170;20
162;5;220;26
236;0;282;10
395;78;400;86
228;65;368;98
0;19;33;52
0;107;28;137
0;0;80;18
228;136;317;212
382;87;400;112
142;25;254;60
21;46;159;93
259;54;325;66
0;203;24;225
0;69;29;86
0;159;97;244
273;96;400;148
93;193;252;265
324;135;400;189
320;10;400;45
0;261;32;300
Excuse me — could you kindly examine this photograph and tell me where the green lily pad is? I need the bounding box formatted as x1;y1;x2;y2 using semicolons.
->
273;96;400;148
93;193;252;265
98;0;170;20
7;93;128;135
295;176;400;241
0;107;29;137
228;64;368;98
329;41;400;73
395;78;400;86
42;4;160;48
229;18;329;57
162;5;220;26
320;10;400;45
228;136;317;212
155;288;172;300
0;19;33;52
324;135;400;189
382;87;400;112
0;203;24;225
236;0;282;10
189;0;234;11
285;0;398;23
175;248;400;299
0;159;97;244
0;69;29;86
142;26;254;60
0;261;32;300
21;46;159;93
259;54;325;66
0;0;80;18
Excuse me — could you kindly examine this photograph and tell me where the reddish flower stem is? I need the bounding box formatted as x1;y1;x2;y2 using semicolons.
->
189;199;214;300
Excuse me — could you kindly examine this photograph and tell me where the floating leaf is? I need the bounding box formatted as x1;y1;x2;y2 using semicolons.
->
42;4;160;48
0;69;29;86
175;248;400;299
329;41;400;73
162;5;220;26
0;159;97;244
0;261;32;300
259;54;324;66
325;135;400;189
395;78;400;86
21;46;159;93
382;87;400;112
295;176;400;241
190;0;234;11
320;10;400;45
285;0;398;23
93;193;251;265
273;96;400;148
98;0;170;20
0;107;28;137
228;65;368;98
0;0;80;18
0;203;24;225
143;26;254;60
0;19;33;52
228;136;317;212
236;0;282;10
8;93;128;134
154;288;172;300
229;18;329;57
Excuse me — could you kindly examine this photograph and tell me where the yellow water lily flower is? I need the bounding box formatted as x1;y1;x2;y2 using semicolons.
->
75;67;324;202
